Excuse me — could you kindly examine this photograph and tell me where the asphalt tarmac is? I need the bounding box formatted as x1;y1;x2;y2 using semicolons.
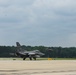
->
0;60;76;75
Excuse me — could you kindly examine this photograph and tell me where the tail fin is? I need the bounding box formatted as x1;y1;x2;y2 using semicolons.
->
16;42;21;47
16;42;25;52
16;42;22;52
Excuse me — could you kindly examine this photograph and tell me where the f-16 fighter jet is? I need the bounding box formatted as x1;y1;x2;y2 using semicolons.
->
16;42;44;60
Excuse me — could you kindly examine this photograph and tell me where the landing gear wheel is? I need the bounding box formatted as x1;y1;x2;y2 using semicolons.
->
29;57;32;60
23;58;26;60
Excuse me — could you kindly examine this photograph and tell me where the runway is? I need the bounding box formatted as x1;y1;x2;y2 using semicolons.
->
0;60;76;75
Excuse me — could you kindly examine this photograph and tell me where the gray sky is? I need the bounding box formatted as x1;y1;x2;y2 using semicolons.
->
0;0;76;47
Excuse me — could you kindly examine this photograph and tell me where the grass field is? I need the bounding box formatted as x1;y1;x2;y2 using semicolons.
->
0;58;76;60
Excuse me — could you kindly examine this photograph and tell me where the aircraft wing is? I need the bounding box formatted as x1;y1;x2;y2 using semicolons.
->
28;53;35;55
18;52;28;55
19;52;35;55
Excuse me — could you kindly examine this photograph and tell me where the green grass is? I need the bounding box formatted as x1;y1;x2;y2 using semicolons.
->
37;58;76;60
0;58;21;60
0;58;76;60
0;58;47;60
53;58;76;60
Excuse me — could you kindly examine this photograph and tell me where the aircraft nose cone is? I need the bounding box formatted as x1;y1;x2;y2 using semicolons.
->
40;53;45;56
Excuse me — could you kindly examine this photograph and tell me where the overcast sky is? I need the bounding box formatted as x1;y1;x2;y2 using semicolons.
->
0;0;76;47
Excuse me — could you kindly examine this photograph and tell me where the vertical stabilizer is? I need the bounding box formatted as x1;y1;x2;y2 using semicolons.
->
16;42;21;47
16;42;25;52
16;42;22;52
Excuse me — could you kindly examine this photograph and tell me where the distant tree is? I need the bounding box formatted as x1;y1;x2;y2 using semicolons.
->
0;45;76;58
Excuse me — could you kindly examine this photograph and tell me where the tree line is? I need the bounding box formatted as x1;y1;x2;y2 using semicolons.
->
0;45;76;58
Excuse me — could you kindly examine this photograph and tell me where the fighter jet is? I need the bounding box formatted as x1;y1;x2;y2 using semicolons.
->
15;42;44;60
